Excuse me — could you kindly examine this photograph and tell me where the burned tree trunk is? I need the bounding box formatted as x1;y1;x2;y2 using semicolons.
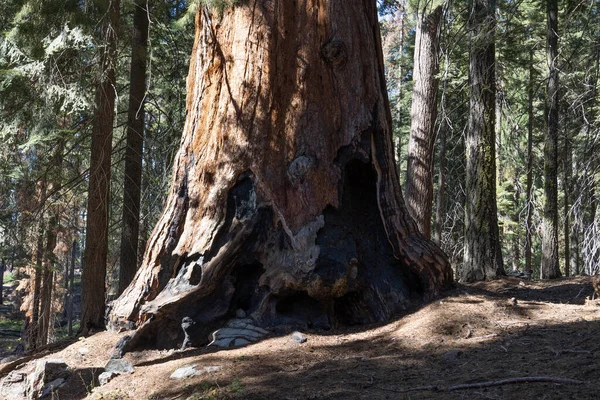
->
110;1;452;352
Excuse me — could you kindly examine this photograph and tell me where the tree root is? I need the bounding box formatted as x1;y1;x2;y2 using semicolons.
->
374;376;583;393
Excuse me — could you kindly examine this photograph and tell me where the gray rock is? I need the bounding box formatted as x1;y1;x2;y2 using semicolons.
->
29;360;70;400
209;337;235;348
235;309;247;318
291;331;307;344
203;366;222;373
78;347;89;356
213;327;263;340
104;359;134;374
40;378;65;398
170;365;204;379
208;319;268;348
98;371;120;386
233;338;252;347
0;371;28;400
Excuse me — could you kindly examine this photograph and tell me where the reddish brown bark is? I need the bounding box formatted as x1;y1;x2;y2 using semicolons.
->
111;1;452;352
80;0;120;334
118;0;149;295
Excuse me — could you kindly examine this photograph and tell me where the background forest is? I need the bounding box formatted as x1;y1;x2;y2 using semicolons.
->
0;0;598;350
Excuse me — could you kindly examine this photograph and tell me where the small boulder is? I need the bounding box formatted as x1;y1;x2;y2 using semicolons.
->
203;366;222;373
98;371;120;386
235;309;247;318
291;331;307;344
29;360;70;400
170;365;203;379
208;319;268;348
0;371;28;400
104;359;134;374
40;378;65;399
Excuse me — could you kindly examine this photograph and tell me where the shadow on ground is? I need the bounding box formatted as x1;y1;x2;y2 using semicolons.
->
137;318;600;400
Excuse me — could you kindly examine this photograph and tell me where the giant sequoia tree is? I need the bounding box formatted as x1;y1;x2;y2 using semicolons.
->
110;0;452;352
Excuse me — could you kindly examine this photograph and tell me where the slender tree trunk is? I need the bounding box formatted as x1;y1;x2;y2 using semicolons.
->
563;124;572;277
512;170;521;271
81;0;120;334
405;5;442;238
29;219;44;349
111;1;452;353
434;122;447;247
541;0;561;279
68;240;77;337
461;0;505;282
525;49;534;275
0;258;4;305
38;213;57;346
119;0;149;295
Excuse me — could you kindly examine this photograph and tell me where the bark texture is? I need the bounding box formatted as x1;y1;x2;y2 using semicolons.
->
119;0;149;295
111;1;452;352
541;0;561;279
460;0;505;282
525;50;534;275
80;0;120;334
405;6;442;239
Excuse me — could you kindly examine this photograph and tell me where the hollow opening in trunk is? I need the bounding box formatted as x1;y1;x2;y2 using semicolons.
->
228;261;266;315
275;291;331;329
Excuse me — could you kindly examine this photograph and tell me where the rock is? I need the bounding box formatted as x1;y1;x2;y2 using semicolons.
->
208;320;268;348
0;371;28;400
98;371;119;386
40;378;65;399
170;365;203;379
291;331;307;344
29;360;70;399
78;347;89;356
104;359;134;374
235;309;247;318
203;366;222;373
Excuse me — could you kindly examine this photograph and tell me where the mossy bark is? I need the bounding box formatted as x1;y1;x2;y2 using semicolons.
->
460;0;505;282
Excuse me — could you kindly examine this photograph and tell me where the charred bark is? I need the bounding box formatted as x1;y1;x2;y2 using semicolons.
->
110;1;452;352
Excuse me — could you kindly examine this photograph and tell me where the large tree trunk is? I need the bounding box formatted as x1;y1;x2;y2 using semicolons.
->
460;0;505;282
525;49;534;276
405;5;442;239
81;0;120;334
110;1;452;353
118;0;149;295
541;0;561;279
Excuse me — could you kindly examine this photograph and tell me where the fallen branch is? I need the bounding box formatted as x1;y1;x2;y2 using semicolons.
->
374;376;583;393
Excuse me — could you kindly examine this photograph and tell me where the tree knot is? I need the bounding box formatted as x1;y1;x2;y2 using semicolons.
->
321;39;347;69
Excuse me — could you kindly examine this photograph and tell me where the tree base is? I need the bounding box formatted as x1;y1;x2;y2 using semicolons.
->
111;143;439;354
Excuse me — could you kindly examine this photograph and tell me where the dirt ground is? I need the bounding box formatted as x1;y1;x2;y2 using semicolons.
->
2;276;599;399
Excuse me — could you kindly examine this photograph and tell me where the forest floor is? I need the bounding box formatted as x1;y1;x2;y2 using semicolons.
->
2;276;600;400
